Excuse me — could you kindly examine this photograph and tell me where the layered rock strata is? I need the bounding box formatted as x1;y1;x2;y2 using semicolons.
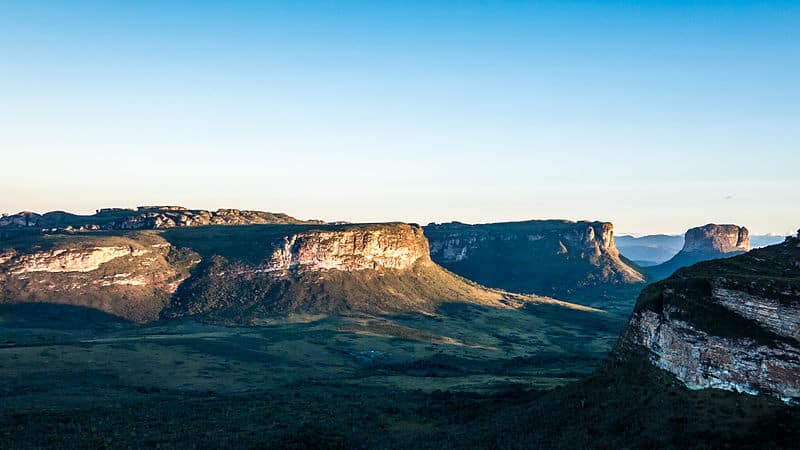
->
617;237;800;403
424;220;645;300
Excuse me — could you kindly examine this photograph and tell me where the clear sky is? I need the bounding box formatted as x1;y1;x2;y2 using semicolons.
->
1;1;798;234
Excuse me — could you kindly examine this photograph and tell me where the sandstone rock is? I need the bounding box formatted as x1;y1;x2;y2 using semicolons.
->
424;220;645;300
0;234;199;322
267;224;429;272
683;224;749;253
5;246;139;274
617;237;800;403
647;223;750;280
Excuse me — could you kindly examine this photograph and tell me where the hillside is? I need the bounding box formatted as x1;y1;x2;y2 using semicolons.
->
618;236;799;402
424;220;645;304
1;237;797;448
0;222;595;323
647;223;750;280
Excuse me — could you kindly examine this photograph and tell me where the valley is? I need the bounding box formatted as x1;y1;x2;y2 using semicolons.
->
0;208;797;448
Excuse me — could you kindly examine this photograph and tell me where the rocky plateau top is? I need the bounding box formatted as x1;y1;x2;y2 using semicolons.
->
0;206;314;231
682;224;750;254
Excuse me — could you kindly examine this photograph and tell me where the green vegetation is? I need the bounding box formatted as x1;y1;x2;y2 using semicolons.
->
0;308;796;448
638;238;800;344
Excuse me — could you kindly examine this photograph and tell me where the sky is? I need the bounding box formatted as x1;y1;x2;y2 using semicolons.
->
1;1;798;235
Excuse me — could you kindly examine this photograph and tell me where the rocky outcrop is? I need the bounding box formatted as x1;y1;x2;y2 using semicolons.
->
162;222;600;321
0;206;311;231
2;222;594;323
647;224;750;280
0;234;199;322
617;237;800;403
424;220;645;301
5;246;143;274
682;224;749;253
267;224;429;272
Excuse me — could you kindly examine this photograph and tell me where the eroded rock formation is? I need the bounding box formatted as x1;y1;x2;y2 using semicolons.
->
424;220;645;301
617;237;800;403
682;224;750;253
2;221;592;323
267;224;429;272
0;234;199;322
647;224;751;280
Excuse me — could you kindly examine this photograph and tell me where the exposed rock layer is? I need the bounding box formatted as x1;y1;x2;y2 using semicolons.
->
617;237;800;403
424;220;645;301
1;222;591;323
0;233;199;322
683;224;750;253
267;224;429;272
647;224;751;280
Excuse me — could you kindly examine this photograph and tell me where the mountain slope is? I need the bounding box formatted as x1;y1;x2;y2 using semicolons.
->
424;220;645;302
0;222;595;323
618;236;800;402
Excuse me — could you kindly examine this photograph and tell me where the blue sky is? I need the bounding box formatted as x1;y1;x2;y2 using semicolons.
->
1;1;798;234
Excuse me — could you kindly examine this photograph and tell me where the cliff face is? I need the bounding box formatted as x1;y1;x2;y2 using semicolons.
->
647;224;751;280
682;224;750;253
0;206;310;231
2;222;585;323
424;220;645;301
267;224;430;272
617;237;800;403
163;223;534;321
0;233;199;322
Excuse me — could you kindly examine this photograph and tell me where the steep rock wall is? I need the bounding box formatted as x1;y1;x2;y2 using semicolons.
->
267;223;430;272
617;238;800;403
0;234;199;322
424;220;645;300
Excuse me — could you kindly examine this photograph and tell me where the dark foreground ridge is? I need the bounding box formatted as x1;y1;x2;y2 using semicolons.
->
619;236;800;403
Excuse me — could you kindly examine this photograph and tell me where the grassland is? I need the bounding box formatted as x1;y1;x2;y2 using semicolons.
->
0;303;796;449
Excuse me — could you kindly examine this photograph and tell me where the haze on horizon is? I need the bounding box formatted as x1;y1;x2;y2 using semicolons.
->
1;1;797;235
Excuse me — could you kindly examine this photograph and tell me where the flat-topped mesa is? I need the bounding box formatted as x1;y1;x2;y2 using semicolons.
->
424;220;644;301
682;224;750;254
616;237;800;403
267;223;430;272
646;224;751;281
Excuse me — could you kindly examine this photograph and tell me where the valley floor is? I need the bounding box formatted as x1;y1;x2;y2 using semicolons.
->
1;298;796;449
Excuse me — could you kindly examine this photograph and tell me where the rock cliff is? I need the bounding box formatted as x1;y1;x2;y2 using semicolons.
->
164;223;593;322
616;237;800;403
267;224;429;272
424;220;645;302
682;224;749;253
647;224;750;280
0;233;199;322
1;222;592;323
